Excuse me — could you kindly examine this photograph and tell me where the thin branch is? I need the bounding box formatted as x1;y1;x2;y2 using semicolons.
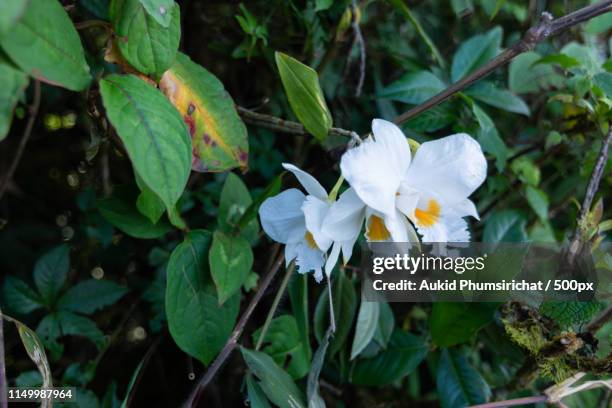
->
0;80;42;201
185;253;285;407
566;127;612;265
350;0;366;97
393;0;612;125
586;305;612;333
236;106;361;143
255;263;294;350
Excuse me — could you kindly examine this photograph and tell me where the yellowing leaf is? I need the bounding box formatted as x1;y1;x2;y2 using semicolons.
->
160;52;249;172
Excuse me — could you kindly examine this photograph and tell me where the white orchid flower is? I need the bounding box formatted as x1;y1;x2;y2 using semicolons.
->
340;119;487;243
259;163;358;281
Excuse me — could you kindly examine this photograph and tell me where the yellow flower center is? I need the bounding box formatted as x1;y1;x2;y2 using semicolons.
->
366;215;391;241
305;231;318;249
414;199;441;227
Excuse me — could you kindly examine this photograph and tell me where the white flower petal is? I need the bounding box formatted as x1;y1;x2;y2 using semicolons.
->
405;133;487;206
295;243;325;281
302;196;333;251
447;217;471;242
341;234;359;264
449;198;480;220
285;242;300;266
341;145;397;216
322;188;365;242
396;183;420;219
282;163;327;199
372;119;412;176
325;241;341;278
416;222;448;243
259;189;306;244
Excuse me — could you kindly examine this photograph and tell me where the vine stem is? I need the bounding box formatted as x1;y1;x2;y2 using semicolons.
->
255;263;295;351
185;253;285;407
392;0;612;125
0;80;41;201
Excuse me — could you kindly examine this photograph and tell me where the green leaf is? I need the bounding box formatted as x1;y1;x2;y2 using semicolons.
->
534;54;581;69
373;300;394;348
540;301;602;328
314;0;333;12
0;0;91;91
99;74;192;211
55;311;106;349
465;81;529;115
97;186;172;239
34;245;70;305
483;210;527;243
219;172;258;241
135;171;166;225
560;42;602;75
240;348;306;408
111;0;180;77
160;52;249;171
405;102;456;132
58;279;128;315
525;185;549;221
209;230;253;304
5;315;54;391
165;230;240;364
246;374;272;408
275;51;332;141
0;0;28;39
351;330;428;386
510;157;540;186
3;276;44;314
430;303;499;347
35;313;63;359
0;60;28;140
508;52;563;93
252;315;310;380
594;72;612;98
378;71;446;104
451;26;502;82
437;348;490;408
350;298;380;359
288;273;311;361
584;11;612;34
471;102;508;172
314;270;357;356
450;0;473;16
138;0;175;27
121;358;145;408
307;327;332;408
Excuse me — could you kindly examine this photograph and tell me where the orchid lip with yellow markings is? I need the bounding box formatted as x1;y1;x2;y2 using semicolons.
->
414;199;441;228
366;215;391;241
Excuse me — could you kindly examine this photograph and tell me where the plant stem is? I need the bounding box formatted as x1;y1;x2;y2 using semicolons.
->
469;395;548;408
0;80;41;201
392;1;612;125
185;253;285;407
255;263;295;350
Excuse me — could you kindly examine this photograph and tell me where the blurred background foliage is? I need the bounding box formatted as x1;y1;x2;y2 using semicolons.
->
0;0;611;407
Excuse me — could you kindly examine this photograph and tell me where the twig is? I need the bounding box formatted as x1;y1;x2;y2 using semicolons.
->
185;253;285;407
236;106;360;143
350;0;366;97
566;127;612;265
469;395;548;408
586;305;612;333
0;310;7;408
0;80;41;201
255;263;294;350
393;1;612;125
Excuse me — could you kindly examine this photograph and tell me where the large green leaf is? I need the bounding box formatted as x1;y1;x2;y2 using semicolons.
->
34;245;70;305
0;0;91;91
471;103;508;172
373;300;394;348
218;172;259;241
97;186;172;239
307;327;332;408
288;273;311;360
594;72;612;97
99;74;192;211
483;210;527;243
405;102;456;133
246;374;272;408
351;330;428;386
58;279;128;315
2;277;44;314
160;52;248;172
314;270;357;356
252;315;310;379
111;0;180;77
54;311;106;349
465;81;529;115
0;0;28;39
451;26;502;82
0;60;28;140
165;230;240;364
275;52;332;141
350;298;380;359
135;170;166;225
209;230;253;305
525;185;549;221
138;0;175;27
437;348;490;408
430;303;499;347
240;348;306;408
378;71;446;104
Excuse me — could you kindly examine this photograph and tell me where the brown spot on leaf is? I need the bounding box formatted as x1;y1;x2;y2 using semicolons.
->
202;133;212;145
184;115;196;137
187;103;195;115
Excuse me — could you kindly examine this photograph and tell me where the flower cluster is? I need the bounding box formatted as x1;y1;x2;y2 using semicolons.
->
259;119;487;282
